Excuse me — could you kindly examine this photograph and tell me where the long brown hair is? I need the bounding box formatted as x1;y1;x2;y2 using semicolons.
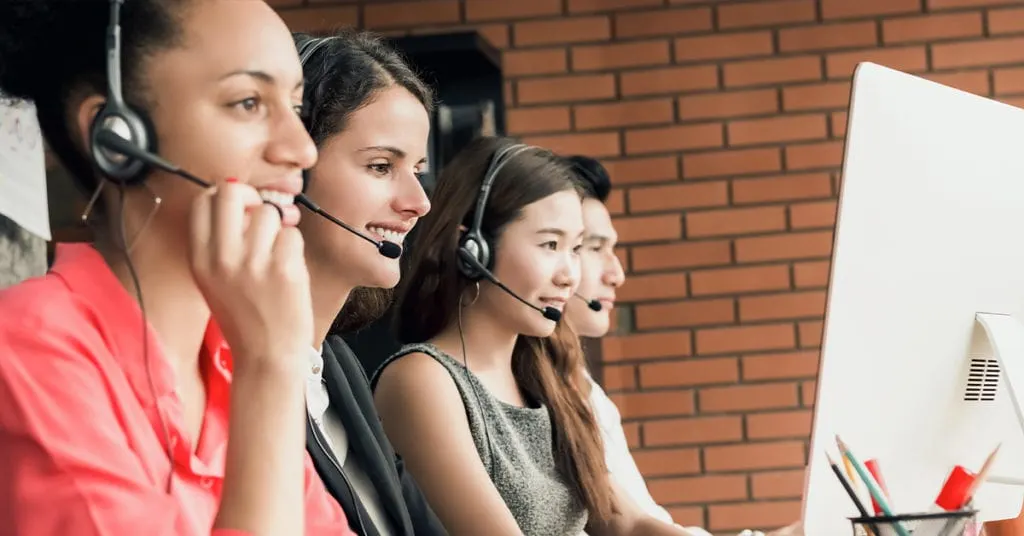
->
393;136;615;522
331;287;392;334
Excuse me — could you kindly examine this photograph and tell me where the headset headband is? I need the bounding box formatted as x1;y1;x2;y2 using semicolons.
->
468;144;534;236
297;36;341;139
299;36;339;66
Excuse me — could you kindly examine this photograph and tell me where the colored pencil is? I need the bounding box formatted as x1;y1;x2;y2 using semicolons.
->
836;435;911;536
964;443;1001;506
836;437;864;496
826;452;878;536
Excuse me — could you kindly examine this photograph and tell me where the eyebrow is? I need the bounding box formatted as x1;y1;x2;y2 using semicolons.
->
359;146;429;165
220;70;304;91
538;228;586;239
585;234;612;245
359;145;406;158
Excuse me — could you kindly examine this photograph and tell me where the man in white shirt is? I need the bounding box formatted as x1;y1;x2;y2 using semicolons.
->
562;156;775;536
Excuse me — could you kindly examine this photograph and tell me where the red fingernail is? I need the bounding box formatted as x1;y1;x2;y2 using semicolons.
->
224;177;238;183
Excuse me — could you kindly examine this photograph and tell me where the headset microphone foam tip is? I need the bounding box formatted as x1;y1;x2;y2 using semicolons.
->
573;293;603;312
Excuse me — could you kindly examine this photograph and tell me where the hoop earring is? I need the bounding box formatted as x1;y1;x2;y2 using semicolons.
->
81;180;162;252
127;182;162;253
461;281;481;307
80;180;107;224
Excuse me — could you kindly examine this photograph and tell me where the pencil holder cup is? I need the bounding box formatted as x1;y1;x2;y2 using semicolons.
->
849;510;978;536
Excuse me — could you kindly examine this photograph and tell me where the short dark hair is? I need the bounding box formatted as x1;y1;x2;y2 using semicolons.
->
563;155;611;203
0;0;189;199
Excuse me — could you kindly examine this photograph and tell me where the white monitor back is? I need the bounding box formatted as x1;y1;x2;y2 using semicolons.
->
803;62;1024;535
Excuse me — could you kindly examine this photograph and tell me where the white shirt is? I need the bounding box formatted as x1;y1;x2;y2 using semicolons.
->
306;345;395;536
586;376;764;536
587;375;676;523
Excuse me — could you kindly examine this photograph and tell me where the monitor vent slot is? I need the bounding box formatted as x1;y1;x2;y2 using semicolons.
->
964;357;1000;402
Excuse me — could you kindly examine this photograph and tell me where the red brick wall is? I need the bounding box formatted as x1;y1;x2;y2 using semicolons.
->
273;0;1024;532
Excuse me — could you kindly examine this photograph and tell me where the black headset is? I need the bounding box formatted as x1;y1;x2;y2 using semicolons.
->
297;36;337;113
89;0;156;186
296;36;338;193
456;142;533;281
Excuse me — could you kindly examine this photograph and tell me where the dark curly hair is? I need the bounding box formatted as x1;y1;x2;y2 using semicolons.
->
0;0;190;199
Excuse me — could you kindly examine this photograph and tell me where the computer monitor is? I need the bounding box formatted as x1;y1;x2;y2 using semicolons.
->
802;62;1024;534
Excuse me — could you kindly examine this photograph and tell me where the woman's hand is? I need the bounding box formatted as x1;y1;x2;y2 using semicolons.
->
191;181;314;535
188;181;313;371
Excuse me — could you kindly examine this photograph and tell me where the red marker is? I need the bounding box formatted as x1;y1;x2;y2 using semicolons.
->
936;465;976;511
913;465;979;536
864;459;891;515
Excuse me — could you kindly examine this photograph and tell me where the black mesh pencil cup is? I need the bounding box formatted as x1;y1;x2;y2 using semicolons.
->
849;509;979;536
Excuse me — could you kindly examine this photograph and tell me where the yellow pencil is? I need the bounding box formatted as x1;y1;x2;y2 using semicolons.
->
836;437;864;495
835;438;877;536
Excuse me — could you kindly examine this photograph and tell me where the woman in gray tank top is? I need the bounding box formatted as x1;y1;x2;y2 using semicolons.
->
370;138;806;536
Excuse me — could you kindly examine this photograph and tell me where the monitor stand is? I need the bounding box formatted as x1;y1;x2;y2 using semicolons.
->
965;313;1024;521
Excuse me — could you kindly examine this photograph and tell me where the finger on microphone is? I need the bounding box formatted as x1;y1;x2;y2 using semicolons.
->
262;200;284;221
271;227;307;280
245;202;285;265
210;182;263;264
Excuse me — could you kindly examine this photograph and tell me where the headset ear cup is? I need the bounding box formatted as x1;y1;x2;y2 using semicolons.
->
134;106;158;183
479;230;495;272
457;235;477;280
457;141;530;282
89;101;155;186
457;233;488;281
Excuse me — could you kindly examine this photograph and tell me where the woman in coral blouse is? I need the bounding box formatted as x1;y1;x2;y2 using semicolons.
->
0;0;355;534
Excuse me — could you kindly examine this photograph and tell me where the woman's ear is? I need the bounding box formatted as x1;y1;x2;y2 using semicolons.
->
74;94;106;155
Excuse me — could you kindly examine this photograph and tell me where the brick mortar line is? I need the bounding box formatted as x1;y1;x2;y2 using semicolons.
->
379;21;1021;54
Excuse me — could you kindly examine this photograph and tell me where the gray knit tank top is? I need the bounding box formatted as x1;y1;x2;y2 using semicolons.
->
373;342;588;536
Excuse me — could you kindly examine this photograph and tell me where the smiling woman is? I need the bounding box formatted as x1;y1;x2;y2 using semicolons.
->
369;137;801;536
294;30;434;340
289;30;448;536
0;1;354;535
370;137;608;535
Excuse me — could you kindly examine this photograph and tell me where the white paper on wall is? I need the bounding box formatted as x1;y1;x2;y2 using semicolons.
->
0;99;50;241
